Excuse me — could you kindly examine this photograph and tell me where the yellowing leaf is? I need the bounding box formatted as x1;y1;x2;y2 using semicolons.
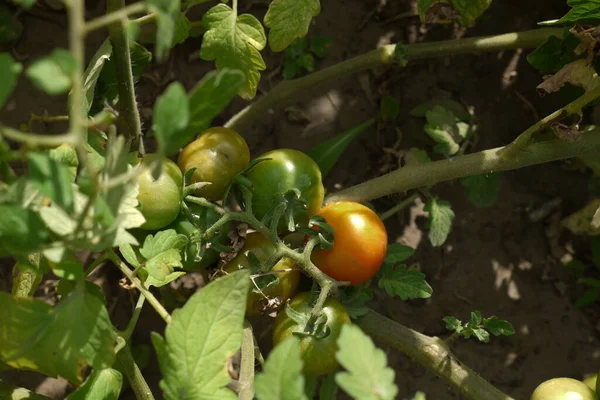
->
200;4;266;99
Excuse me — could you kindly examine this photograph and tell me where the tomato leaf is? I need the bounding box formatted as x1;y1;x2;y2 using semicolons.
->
153;82;190;156
153;270;250;400
119;243;141;267
552;0;600;25
0;53;21;110
185;68;245;144
423;106;469;156
424;197;454;247
26;49;77;95
442;316;462;333
255;337;307;400
306;119;375;178
0;281;117;384
377;264;433;301
335;325;398;400
380;96;400;120
444;312;514;343
10;0;36;8
200;4;267;99
527;34;582;74
384;243;415;264
137;230;188;287
65;368;123;400
0;6;22;44
80;40;112;114
394;43;408;66
483;317;516;337
337;286;373;319
28;152;74;213
147;0;180;62
410;98;470;122
263;0;320;52
0;205;48;256
460;173;501;208
418;0;491;26
49;144;79;183
173;11;191;45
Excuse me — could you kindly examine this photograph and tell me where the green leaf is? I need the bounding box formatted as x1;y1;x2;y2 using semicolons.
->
147;0;180;61
0;282;117;384
442;316;462;332
26;49;77;95
200;3;267;99
81;40;112;114
424;198;454;247
255;337;307;400
140;229;188;259
0;205;48;256
153;270;250;400
467;310;482;327
380;96;400;120
173;11;191;45
319;373;338;400
469;328;490;343
27;152;74;212
153;82;190;156
119;243;141;267
410;98;470;122
0;53;21;110
424;106;468;156
575;287;600;307
418;0;491;26
335;325;398;400
554;0;600;25
146;271;186;288
307;119;375;178
338;286;373;319
460;173;501;208
378;264;433;300
90;41;151;114
11;0;36;8
0;6;23;44
264;0;320;52
384;243;415;264
394;43;408;67
527;34;581;74
309;35;331;58
483;317;515;337
49;144;79;183
65;368;123;400
183;69;245;148
48;253;83;280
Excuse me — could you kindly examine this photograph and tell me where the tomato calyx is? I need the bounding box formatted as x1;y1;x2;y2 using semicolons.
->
298;215;335;250
282;296;332;340
222;157;271;204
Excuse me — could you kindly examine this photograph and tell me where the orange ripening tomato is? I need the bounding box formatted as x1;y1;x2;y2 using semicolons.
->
311;201;387;285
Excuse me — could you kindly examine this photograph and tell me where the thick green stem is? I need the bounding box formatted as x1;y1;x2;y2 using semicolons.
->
116;342;155;400
85;2;147;33
326;129;600;204
501;83;600;158
357;310;514;400
380;192;420;221
11;253;42;297
0;380;50;400
0;125;77;148
121;294;146;340
108;250;172;324
238;321;255;400
66;0;86;148
107;0;143;153
225;28;562;132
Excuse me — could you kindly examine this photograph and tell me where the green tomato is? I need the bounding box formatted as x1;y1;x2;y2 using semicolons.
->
221;232;299;316
273;292;350;376
582;373;597;392
531;378;597;400
178;127;250;201
246;149;324;230
137;154;183;230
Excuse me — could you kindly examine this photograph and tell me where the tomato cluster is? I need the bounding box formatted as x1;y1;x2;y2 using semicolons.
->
135;126;389;376
531;376;600;400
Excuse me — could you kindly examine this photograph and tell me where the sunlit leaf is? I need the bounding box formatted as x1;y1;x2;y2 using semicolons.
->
264;0;320;52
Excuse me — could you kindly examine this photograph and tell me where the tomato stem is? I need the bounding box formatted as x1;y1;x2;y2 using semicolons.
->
237;320;255;400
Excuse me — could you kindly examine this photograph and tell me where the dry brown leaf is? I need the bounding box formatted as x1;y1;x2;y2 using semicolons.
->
537;59;599;94
550;121;582;142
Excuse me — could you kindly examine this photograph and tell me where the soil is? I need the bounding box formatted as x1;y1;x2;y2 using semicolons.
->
2;0;600;399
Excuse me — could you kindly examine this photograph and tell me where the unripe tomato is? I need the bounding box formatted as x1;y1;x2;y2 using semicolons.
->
177;127;250;201
246;149;324;230
136;154;183;230
311;201;387;285
221;232;300;316
273;292;350;376
531;378;597;400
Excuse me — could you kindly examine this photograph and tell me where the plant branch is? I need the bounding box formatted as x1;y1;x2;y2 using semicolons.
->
325;129;600;204
121;294;146;341
238;320;255;400
357;309;514;400
66;0;86;149
11;253;43;297
380;192;420;221
0;125;77;148
501;84;600;158
225;28;562;132
116;340;155;400
108;250;172;324
85;2;147;33
107;0;143;153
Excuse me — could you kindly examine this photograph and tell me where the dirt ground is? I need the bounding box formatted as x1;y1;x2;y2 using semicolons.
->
2;0;600;399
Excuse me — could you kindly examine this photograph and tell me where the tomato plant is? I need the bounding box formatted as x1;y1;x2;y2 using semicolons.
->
136;154;183;230
178;127;250;201
531;378;597;400
246;148;325;229
220;232;300;316
311;201;387;285
273;292;351;376
1;0;600;399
